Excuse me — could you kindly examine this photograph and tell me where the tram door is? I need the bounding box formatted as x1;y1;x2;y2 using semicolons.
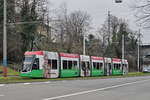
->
80;55;90;77
46;52;59;78
104;58;112;76
104;63;108;76
122;59;128;75
108;63;112;75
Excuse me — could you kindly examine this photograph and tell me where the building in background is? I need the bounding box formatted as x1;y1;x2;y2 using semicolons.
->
140;44;150;72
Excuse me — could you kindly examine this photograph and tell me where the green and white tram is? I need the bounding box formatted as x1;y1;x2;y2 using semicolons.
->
21;51;128;78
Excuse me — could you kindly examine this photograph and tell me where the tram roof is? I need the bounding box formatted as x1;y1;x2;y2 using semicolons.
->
24;51;44;55
91;56;104;60
60;53;79;58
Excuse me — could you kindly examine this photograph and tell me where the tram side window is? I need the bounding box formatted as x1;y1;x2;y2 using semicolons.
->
32;58;39;70
82;62;86;71
97;63;100;69
114;64;117;70
113;64;115;69
109;63;112;70
114;64;121;70
117;64;120;70
48;60;51;65
68;61;73;69
73;61;78;70
63;60;68;69
100;63;103;69
93;62;96;69
87;62;90;70
119;64;121;70
116;64;119;70
116;64;120;70
52;60;57;69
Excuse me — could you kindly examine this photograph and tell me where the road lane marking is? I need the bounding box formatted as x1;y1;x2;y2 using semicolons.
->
0;95;4;97
0;84;5;87
42;79;150;100
24;83;31;85
44;82;51;84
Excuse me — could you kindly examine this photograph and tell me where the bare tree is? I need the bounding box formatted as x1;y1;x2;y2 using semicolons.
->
134;0;150;28
97;15;119;48
98;14;137;57
66;10;92;53
54;3;92;53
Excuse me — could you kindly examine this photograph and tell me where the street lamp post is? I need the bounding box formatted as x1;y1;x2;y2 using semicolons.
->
115;0;125;75
3;0;7;77
137;29;141;72
115;0;124;60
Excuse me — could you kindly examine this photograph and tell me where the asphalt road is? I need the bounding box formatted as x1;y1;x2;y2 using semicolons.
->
1;76;150;100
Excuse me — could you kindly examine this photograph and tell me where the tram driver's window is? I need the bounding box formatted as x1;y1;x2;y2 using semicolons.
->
100;63;103;69
52;60;57;69
32;58;39;70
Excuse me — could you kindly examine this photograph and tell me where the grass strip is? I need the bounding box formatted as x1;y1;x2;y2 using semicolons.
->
0;65;19;76
1;72;150;84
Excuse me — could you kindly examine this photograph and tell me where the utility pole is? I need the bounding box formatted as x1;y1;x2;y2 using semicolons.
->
83;33;85;55
137;29;141;72
122;34;124;60
108;11;111;46
3;0;7;77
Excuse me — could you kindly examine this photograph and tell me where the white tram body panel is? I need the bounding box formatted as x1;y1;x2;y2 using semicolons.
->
122;59;128;75
104;58;112;76
80;55;90;77
44;51;59;78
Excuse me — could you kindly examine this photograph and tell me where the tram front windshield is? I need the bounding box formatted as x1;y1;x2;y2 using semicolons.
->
22;55;34;72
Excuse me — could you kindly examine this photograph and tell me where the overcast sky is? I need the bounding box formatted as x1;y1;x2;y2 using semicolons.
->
49;0;150;43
